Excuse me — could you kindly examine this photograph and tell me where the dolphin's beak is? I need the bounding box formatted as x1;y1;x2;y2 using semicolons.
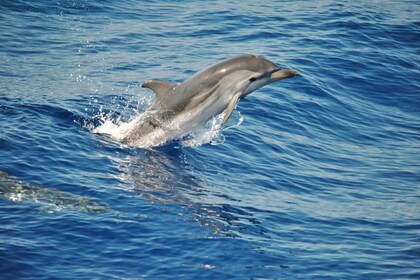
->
270;69;298;80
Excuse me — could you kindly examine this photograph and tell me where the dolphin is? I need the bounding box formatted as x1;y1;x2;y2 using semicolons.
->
121;54;298;147
0;171;109;213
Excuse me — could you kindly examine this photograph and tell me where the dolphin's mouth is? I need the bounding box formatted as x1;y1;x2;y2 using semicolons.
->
270;68;298;80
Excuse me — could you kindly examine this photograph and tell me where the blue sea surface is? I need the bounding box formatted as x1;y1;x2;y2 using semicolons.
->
1;0;419;279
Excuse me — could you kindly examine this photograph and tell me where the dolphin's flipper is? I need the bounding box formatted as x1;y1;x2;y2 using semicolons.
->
142;80;178;99
222;93;241;125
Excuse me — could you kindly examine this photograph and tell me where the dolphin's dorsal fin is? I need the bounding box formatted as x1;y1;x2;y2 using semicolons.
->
222;93;241;125
142;80;178;99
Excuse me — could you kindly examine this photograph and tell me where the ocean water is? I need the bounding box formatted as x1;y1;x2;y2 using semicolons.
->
1;0;419;279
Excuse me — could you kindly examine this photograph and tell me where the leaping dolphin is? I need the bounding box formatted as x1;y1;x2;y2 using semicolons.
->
121;54;298;147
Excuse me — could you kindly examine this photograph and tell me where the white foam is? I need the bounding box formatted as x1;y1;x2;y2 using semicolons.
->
92;114;144;141
89;91;154;142
180;111;244;147
90;94;244;148
180;114;225;147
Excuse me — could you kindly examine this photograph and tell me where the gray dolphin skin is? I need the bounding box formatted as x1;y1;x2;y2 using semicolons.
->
0;171;109;213
121;54;298;147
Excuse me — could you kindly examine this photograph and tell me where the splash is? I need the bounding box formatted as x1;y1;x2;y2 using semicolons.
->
180;112;244;147
180;114;226;147
89;89;244;148
89;90;154;141
92;113;146;142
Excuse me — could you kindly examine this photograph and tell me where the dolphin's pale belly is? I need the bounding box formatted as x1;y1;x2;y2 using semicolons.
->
121;93;231;147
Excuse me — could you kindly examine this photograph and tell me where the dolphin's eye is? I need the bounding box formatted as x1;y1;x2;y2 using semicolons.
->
249;77;257;82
